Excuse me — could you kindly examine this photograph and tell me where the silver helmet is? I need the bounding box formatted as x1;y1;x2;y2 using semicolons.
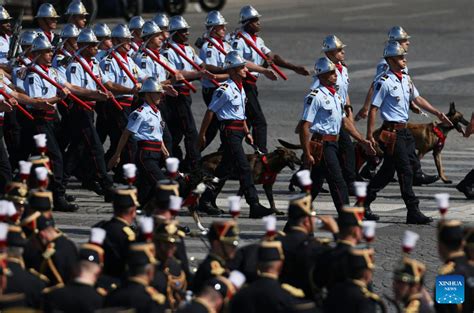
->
153;13;169;29
35;3;60;19
223;51;246;70
93;23;111;38
31;35;53;52
239;5;261;24
205;10;227;27
139;77;164;93
387;26;410;42
129;16;145;31
141;21;161;39
20;31;38;46
322;35;346;52
65;0;89;16
0;6;12;22
60;24;80;39
383;41;407;58
169;16;190;32
314;57;336;76
111;24;132;39
77;28;99;44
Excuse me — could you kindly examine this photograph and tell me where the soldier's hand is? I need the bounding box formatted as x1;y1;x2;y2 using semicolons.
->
163;84;178;97
409;102;422;114
355;107;369;121
263;69;277;81
245;133;254;145
59;87;71;99
198;135;206;150
172;71;185;83
132;83;142;94
294;66;310;76
38;100;55;110
97;90;110;101
318;215;339;234
362;139;376;156
0;100;13;112
437;112;453;127
7;97;18;108
305;153;315;166
201;70;217;81
108;154;120;170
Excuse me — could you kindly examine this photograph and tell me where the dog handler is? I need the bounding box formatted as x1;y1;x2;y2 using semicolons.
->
364;42;452;224
197;51;273;219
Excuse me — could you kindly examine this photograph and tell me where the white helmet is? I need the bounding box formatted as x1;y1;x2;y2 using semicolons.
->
77;28;99;44
0;6;12;22
224;51;246;70
60;24;80;39
387;26;410;42
93;23;111;38
129;16;145;31
239;5;261;24
205;11;227;27
322;35;346;52
141;21;162;39
153;13;169;29
383;41;407;58
31;35;53;52
314;57;336;76
35;3;60;19
168;16;190;32
111;24;132;39
139;77;164;93
65;0;89;16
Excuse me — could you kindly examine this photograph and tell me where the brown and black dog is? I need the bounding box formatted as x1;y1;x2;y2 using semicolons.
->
358;102;469;183
202;147;302;212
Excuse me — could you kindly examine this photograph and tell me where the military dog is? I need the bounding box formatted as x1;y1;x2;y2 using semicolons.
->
202;147;302;211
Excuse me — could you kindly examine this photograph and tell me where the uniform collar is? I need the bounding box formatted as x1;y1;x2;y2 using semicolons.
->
211;35;224;48
242;30;258;43
231;78;243;91
258;272;279;280
390;69;403;81
38;64;49;73
113;216;131;226
337;239;356;247
118;51;129;63
290;226;309;234
320;82;337;96
145;101;159;114
335;62;343;74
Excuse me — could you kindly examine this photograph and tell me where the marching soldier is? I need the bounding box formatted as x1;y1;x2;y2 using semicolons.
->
197;51;273;218
324;248;386;313
192;220;239;293
230;240;316;313
153;13;170;40
0;6;12;67
42;228;106;313
34;3;60;45
129;16;145;53
198;10;231;150
364;41;452;223
94;23;113;62
299;57;374;213
456;113;474;199
65;0;89;30
98;186;138;279
52;23;79;78
162;15;216;170
435;220;474;313
311;35;357;194
108;77;168;204
4;225;47;309
104;242;166;313
152;220;188;311
24;35;104;211
12;30;37;89
100;23;145;181
65;28;115;200
232;5;310;153
393;257;434;313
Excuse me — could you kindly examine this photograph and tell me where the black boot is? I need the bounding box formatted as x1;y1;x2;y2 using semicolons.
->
197;200;223;216
364;206;380;221
456;181;474;199
406;206;433;224
249;203;273;219
65;194;76;202
103;187;115;203
81;180;104;196
413;173;439;186
54;197;79;212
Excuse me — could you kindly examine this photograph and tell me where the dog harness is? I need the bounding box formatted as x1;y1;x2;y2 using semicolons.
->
432;124;446;152
258;155;278;185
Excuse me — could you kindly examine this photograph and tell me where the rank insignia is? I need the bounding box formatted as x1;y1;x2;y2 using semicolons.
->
206;50;212;58
130;112;139;121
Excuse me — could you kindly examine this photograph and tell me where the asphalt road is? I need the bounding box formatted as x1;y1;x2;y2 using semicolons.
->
50;0;474;311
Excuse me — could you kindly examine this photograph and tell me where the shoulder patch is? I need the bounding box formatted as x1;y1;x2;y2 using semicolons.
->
381;74;389;81
122;226;136;241
210;260;225;276
141;62;146;69
104;63;110;72
29;77;34;84
206;50;212;58
306;96;314;105
146;286;166;304
215;89;224;98
375;82;382;91
232;41;238;49
281;283;305;298
439;261;455;275
71;66;76;74
129;112;139;121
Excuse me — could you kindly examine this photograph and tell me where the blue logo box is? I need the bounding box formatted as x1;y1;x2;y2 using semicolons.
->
436;275;465;304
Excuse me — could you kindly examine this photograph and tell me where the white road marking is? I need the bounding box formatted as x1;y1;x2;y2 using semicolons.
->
416;67;474;81
350;61;445;79
263;13;309;22
333;2;395;13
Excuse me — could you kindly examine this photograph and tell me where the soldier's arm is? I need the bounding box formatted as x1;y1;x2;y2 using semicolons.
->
412;96;452;126
366;106;378;143
103;81;135;95
10;90;54;110
299;121;313;165
63;82;106;101
268;52;310;76
108;129;133;169
355;82;375;121
198;110;215;150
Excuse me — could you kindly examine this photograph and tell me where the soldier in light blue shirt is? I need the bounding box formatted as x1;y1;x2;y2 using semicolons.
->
364;41;452;224
109;77;168;204
197;51;273;219
300;57;373;214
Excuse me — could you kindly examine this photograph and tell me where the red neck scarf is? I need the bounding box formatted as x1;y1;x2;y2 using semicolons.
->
249;33;258;43
39;64;49;73
321;82;336;95
335;63;343;74
44;31;52;42
232;79;243;91
84;56;93;68
149;102;159;113
118;51;128;64
177;43;186;52
211;36;224;48
149;48;161;59
392;70;403;81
